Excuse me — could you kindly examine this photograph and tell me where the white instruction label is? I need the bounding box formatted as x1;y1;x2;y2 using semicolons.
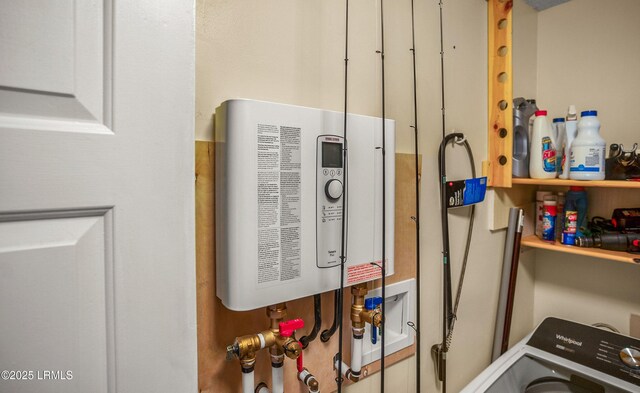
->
570;146;604;172
257;124;301;285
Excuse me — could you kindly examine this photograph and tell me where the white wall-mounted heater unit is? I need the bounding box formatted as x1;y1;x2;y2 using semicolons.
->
215;99;395;311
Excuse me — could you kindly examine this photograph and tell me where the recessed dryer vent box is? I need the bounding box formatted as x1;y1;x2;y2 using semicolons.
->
215;99;395;311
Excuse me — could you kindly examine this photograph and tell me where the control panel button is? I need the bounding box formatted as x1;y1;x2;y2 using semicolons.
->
323;169;329;175
620;347;640;369
325;179;343;201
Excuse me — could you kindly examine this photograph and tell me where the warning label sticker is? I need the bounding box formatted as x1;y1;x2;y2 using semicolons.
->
257;123;302;286
347;261;383;285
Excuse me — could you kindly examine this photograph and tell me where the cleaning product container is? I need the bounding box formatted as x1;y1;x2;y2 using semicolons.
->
512;98;538;178
535;191;553;237
529;110;557;178
566;186;588;236
562;195;578;245
570;110;606;180
560;105;578;179
542;196;557;242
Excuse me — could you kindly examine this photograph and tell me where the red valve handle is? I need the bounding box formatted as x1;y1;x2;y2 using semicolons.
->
279;318;304;338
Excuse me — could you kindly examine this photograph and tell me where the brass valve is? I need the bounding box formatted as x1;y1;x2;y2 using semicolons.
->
350;284;369;329
282;338;302;359
350;283;383;330
361;308;382;328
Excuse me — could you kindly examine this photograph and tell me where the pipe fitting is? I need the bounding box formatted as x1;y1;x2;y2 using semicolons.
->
350;284;368;329
360;308;382;328
279;336;301;359
230;330;276;362
240;355;256;371
298;368;320;392
267;303;288;322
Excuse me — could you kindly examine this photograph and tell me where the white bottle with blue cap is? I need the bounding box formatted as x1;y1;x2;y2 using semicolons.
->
569;110;606;180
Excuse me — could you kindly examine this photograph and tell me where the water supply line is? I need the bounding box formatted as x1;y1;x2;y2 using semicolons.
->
408;0;422;390
320;290;339;342
255;382;270;393
300;294;322;349
226;303;319;393
432;132;477;393
334;284;383;383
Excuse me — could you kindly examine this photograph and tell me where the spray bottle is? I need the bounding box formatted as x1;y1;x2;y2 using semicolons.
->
560;105;578;179
529;110;557;178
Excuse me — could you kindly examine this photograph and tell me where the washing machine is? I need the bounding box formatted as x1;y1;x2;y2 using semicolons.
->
462;317;640;392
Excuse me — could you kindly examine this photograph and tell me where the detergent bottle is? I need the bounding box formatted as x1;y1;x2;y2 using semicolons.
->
529;110;557;178
570;110;606;180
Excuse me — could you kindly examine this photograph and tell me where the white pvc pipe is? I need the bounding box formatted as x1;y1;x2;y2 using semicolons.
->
334;359;350;377
256;385;270;393
271;365;284;393
242;370;254;393
351;335;363;374
298;369;319;393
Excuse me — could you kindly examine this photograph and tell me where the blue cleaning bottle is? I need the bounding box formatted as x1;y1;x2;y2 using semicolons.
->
566;186;588;236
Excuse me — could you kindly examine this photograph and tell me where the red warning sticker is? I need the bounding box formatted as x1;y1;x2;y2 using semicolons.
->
347;261;382;285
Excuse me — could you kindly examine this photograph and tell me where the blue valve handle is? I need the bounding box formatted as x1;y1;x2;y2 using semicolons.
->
365;296;383;345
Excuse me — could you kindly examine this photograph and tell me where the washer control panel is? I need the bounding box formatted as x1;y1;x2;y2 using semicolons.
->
528;317;640;386
316;135;344;268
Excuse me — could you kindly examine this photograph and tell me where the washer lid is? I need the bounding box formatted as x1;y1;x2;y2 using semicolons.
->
525;377;601;393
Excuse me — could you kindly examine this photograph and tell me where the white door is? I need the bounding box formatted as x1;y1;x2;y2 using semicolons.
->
0;1;197;392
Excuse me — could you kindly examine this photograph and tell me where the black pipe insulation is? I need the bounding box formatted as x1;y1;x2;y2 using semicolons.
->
300;294;322;349
320;290;339;342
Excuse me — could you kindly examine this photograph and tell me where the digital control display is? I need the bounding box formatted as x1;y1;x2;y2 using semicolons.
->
322;142;343;168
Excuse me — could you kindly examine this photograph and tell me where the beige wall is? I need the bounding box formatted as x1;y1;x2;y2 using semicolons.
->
533;0;640;335
512;0;640;337
536;0;640;147
197;0;510;392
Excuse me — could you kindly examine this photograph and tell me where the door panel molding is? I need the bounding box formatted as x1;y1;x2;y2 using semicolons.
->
0;207;116;393
0;0;114;134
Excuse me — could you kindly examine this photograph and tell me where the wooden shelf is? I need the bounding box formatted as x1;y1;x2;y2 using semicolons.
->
512;178;640;189
521;235;640;264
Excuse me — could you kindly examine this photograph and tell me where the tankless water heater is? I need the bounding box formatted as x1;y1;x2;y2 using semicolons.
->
215;99;395;311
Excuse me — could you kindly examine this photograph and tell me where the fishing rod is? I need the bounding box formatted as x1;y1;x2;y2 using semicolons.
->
336;0;349;391
378;0;387;391
409;0;421;391
439;0;446;139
